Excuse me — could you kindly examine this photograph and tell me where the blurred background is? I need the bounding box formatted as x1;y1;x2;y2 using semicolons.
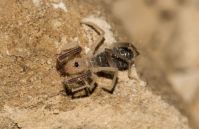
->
0;0;198;128
103;0;199;128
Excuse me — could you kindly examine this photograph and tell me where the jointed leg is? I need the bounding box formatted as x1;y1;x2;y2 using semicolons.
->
64;79;88;98
128;61;135;79
81;21;105;55
57;46;82;64
65;82;91;99
70;79;97;98
70;85;88;93
71;84;90;99
63;71;96;98
83;77;97;95
87;74;98;94
92;67;118;93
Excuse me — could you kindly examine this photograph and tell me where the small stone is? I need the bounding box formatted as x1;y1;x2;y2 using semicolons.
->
47;60;52;65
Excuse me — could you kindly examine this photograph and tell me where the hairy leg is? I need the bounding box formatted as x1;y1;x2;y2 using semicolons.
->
57;46;82;65
63;71;97;98
70;79;97;98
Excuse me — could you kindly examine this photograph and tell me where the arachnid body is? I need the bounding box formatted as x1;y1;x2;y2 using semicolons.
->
56;21;139;98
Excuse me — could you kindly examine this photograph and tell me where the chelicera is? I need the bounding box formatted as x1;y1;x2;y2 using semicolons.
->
56;21;139;98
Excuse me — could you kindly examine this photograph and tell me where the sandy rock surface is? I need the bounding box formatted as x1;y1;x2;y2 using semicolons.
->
0;0;191;129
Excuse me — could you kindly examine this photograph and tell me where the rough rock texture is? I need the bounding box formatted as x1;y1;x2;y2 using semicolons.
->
0;0;191;129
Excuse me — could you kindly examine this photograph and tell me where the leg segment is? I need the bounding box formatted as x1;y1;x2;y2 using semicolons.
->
92;67;118;93
63;71;96;98
128;61;135;79
87;74;98;94
81;21;105;55
57;46;82;65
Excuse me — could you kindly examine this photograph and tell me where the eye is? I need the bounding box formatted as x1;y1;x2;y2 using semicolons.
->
74;62;79;67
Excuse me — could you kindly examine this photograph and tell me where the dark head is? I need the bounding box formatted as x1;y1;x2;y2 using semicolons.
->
113;42;139;60
111;42;139;70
